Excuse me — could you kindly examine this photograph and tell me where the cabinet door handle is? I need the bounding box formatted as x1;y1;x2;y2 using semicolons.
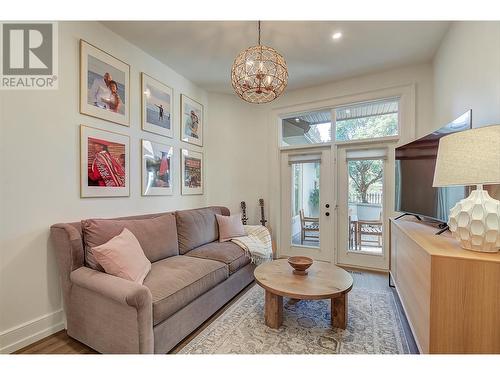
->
325;212;330;217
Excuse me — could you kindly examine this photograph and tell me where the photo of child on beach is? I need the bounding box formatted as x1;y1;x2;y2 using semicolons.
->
145;84;171;128
142;74;173;138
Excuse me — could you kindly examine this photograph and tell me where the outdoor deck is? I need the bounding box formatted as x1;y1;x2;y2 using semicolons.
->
291;231;382;254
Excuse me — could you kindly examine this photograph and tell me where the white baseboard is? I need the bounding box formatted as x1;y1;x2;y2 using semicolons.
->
0;310;65;354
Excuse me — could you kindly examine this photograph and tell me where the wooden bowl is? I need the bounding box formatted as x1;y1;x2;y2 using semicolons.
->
288;256;313;275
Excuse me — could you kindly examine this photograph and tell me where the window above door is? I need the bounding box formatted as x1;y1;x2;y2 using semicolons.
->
281;110;332;147
335;98;399;142
280;97;400;148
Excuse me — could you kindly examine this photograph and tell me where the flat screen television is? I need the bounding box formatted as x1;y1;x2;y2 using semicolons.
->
395;110;472;223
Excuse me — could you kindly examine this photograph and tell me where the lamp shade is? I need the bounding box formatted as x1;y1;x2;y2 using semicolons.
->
432;125;500;187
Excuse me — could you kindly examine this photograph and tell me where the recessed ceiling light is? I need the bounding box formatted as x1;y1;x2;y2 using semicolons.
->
332;32;342;40
295;118;300;122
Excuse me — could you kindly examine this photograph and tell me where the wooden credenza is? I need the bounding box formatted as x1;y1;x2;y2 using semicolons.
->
390;218;500;354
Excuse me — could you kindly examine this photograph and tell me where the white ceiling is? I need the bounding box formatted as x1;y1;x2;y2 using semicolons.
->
102;21;450;93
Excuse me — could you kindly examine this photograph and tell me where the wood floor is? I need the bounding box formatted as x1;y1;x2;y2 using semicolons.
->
14;269;418;354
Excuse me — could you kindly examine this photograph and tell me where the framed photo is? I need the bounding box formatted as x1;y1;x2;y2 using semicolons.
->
141;73;173;138
80;125;130;198
181;149;203;195
142;139;174;196
80;40;130;126
181;94;203;146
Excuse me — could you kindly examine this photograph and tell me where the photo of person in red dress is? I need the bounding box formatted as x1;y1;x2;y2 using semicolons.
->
87;138;126;187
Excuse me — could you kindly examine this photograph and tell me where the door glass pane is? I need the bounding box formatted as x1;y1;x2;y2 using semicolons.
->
282;110;331;146
291;162;320;248
348;159;383;254
336;98;399;141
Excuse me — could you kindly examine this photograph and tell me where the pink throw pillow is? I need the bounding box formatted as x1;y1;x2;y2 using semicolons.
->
92;228;151;284
216;213;245;242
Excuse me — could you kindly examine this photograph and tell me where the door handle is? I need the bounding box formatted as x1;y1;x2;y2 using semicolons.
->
325;212;330;217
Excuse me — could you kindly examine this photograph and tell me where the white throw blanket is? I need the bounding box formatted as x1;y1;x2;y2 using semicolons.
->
231;225;273;265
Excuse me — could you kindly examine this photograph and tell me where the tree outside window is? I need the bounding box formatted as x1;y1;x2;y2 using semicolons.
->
348;160;383;204
336;113;398;142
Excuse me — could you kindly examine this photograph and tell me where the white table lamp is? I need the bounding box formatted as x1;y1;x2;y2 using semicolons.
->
433;125;500;252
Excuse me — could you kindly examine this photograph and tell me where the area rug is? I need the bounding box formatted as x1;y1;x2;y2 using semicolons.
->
179;284;410;354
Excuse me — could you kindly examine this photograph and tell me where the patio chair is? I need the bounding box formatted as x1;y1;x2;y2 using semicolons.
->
356;211;383;249
299;209;319;244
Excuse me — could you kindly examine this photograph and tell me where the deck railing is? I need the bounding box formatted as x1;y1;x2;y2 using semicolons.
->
349;192;383;204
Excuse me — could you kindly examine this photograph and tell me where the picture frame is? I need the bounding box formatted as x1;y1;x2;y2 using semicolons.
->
180;94;203;146
181;149;203;195
80;125;130;198
141;139;174;196
80;40;130;126
141;73;173;138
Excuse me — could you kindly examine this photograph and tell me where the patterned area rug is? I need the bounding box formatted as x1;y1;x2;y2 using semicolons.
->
179;285;410;354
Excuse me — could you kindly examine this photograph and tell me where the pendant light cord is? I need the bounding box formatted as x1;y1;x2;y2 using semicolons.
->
258;20;261;45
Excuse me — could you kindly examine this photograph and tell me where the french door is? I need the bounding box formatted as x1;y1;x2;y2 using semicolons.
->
280;147;334;262
336;146;392;270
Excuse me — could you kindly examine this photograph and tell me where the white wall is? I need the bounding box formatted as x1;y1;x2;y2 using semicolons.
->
433;21;500;129
0;21;208;353
205;93;268;225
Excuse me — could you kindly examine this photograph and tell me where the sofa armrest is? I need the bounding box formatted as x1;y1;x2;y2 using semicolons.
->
51;223;85;271
69;267;154;353
70;267;152;309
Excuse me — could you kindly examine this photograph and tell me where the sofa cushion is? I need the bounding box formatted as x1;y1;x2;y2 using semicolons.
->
185;241;251;275
143;255;228;325
175;206;230;254
92;228;151;284
82;213;178;271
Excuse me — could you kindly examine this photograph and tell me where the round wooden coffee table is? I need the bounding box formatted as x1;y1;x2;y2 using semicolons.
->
254;259;353;329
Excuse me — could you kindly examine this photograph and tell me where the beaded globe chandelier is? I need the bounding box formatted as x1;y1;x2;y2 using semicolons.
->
231;21;288;104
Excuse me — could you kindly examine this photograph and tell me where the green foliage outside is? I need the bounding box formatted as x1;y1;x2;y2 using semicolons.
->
349;160;383;203
308;163;320;214
338;113;395;203
296;113;395;207
309;185;319;209
336;113;397;141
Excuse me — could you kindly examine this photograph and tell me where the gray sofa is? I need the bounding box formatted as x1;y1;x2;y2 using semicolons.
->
50;206;255;354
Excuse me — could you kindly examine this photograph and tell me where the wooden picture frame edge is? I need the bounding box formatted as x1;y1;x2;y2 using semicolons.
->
180;148;204;195
80;124;130;198
79;39;131;127
141;138;174;197
141;72;174;138
180;93;204;147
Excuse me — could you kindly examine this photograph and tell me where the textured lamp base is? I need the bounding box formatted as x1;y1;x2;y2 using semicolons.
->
448;189;500;253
